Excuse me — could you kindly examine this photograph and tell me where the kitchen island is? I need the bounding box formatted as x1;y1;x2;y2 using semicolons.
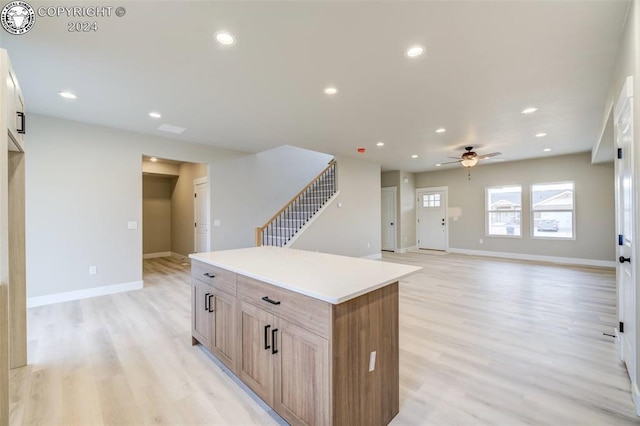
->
189;247;421;426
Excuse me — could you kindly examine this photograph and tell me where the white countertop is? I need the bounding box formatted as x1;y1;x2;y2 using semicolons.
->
189;247;421;304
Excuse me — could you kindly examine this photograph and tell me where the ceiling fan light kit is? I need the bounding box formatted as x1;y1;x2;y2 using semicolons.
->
438;146;502;179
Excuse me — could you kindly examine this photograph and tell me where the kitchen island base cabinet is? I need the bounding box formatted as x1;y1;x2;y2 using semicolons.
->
191;267;237;373
190;249;420;426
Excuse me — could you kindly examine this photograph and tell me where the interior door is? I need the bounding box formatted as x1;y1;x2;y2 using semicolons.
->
417;189;447;250
381;187;397;252
615;76;636;398
194;182;209;253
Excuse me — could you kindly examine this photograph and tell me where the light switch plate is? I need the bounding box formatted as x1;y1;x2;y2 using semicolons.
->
369;351;377;372
128;221;138;230
214;219;221;227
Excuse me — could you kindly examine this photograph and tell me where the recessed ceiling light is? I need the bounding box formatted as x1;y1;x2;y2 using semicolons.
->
535;132;547;138
405;45;424;58
411;154;419;159
324;87;338;95
58;91;77;99
435;163;442;167
376;141;385;147
521;107;538;114
215;32;235;45
436;128;446;133
148;112;162;119
149;157;158;162
543;148;552;152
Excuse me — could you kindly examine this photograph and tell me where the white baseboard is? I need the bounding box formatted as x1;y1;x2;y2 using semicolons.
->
143;251;171;259
27;280;144;308
447;248;616;268
395;246;417;254
170;252;190;262
361;253;382;260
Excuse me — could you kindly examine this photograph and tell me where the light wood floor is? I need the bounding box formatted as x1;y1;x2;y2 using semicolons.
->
9;253;640;425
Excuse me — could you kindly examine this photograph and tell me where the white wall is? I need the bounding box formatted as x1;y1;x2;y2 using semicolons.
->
596;0;640;397
211;145;333;250
290;155;381;258
415;152;614;263
26;114;242;298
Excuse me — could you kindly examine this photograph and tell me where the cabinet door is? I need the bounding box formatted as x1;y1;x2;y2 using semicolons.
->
192;280;213;348
6;67;24;151
238;301;274;405
273;317;329;426
211;289;236;370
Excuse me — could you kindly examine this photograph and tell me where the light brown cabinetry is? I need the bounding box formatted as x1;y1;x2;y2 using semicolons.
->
1;49;26;426
191;258;399;426
191;261;237;372
6;63;25;152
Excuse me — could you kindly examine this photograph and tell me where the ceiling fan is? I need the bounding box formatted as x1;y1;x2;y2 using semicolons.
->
441;146;502;168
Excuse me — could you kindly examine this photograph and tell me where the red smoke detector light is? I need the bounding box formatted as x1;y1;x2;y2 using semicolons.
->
357;147;366;153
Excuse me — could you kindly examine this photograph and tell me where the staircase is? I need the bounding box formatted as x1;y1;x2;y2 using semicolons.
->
256;160;336;247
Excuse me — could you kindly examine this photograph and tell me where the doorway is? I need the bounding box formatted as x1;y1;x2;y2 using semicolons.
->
416;187;448;251
614;75;637;410
381;187;397;252
141;156;208;267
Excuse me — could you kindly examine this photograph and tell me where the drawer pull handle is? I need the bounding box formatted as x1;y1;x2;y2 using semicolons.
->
262;296;281;305
204;293;210;311
271;328;278;355
264;325;271;350
203;272;216;278
17;112;25;134
208;294;214;312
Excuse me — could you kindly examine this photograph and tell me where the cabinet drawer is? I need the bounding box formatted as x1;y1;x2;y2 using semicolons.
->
237;274;330;339
191;260;236;295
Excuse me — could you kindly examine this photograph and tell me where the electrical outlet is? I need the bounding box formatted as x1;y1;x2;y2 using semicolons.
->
367;242;371;248
127;221;138;230
89;266;97;275
479;239;483;244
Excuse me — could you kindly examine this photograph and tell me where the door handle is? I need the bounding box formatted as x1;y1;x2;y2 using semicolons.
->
264;325;271;350
204;293;210;311
208;294;214;312
619;256;631;264
271;328;279;354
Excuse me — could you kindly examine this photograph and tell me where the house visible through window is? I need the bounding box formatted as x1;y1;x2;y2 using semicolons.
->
486;185;522;236
422;193;440;208
532;182;574;239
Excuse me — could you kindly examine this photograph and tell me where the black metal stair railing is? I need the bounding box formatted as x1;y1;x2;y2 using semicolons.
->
256;161;336;247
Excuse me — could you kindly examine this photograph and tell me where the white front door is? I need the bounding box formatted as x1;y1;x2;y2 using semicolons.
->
381;187;397;252
417;189;447;251
194;181;210;253
615;75;636;405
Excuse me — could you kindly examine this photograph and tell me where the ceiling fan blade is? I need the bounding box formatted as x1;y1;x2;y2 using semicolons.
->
447;156;461;160
440;159;463;165
478;152;502;160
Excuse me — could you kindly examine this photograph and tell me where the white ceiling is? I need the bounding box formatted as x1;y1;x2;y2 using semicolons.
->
3;0;629;172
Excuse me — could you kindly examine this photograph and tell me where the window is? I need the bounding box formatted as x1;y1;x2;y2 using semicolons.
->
532;182;574;239
486;185;522;236
422;193;441;208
